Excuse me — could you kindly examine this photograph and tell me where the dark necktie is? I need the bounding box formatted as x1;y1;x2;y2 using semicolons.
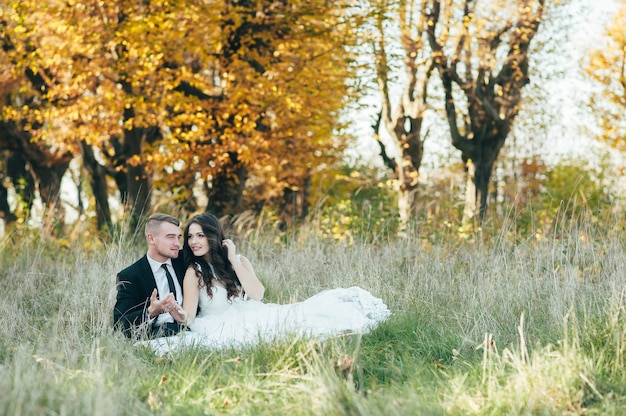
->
161;263;178;301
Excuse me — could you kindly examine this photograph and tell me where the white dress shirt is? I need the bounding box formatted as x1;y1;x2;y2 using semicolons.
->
146;254;183;325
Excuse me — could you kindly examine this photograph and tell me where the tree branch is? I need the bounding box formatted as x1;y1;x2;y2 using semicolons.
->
372;110;397;173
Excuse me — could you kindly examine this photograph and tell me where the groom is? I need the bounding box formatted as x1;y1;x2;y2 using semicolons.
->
113;213;188;339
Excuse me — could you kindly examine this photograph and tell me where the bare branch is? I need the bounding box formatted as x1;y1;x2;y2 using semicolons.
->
371;110;397;173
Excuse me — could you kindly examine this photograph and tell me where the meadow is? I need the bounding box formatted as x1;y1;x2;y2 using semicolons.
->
0;213;625;415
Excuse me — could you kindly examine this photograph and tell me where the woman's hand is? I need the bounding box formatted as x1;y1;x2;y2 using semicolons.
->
170;305;188;325
222;239;237;263
147;290;187;324
222;238;265;301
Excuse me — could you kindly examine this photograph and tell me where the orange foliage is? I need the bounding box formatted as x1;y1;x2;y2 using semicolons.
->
0;0;361;225
585;3;626;151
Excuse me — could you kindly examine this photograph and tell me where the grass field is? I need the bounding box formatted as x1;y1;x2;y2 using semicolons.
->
0;216;625;415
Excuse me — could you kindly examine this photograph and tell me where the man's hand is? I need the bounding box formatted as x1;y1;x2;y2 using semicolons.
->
147;289;178;318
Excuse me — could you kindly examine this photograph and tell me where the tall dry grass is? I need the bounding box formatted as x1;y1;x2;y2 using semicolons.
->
0;211;624;415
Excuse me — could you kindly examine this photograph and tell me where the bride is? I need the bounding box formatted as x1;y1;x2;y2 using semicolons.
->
137;212;390;355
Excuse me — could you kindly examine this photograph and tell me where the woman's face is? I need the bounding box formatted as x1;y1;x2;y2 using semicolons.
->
187;222;210;258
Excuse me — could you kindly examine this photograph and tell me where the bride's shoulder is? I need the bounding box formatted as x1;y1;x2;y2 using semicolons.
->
184;262;204;272
184;264;204;285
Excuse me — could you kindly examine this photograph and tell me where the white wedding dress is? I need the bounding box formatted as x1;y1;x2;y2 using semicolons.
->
136;285;390;356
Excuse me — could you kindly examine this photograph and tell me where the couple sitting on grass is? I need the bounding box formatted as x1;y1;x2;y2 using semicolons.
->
113;212;390;355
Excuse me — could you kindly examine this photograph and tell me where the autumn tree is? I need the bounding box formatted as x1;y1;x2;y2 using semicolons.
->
0;0;361;231
57;0;224;229
165;0;360;226
0;6;74;233
426;0;548;222
371;0;436;229
585;3;625;151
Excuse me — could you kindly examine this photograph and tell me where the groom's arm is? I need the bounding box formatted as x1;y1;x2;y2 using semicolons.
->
113;272;152;338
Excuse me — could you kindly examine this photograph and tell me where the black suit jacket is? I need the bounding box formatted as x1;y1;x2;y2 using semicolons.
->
113;253;186;338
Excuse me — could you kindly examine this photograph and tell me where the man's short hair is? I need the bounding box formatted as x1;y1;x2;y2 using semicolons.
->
145;213;180;235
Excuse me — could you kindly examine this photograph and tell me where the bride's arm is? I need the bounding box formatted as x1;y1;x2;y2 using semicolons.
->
223;239;265;300
232;255;265;301
181;267;201;325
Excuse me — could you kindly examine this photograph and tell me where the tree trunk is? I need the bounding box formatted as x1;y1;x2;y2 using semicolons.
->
474;157;494;222
107;136;129;207
0;180;16;224
6;152;36;217
120;102;161;231
278;173;311;229
1;123;72;233
463;133;508;222
206;158;247;217
462;161;477;223
124;130;154;232
30;160;70;235
462;147;501;223
397;186;416;229
375;113;424;231
81;141;112;231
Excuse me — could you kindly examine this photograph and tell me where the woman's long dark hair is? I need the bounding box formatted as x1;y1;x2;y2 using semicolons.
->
182;212;241;300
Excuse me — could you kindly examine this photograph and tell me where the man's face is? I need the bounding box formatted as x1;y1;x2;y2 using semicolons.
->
148;221;181;262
